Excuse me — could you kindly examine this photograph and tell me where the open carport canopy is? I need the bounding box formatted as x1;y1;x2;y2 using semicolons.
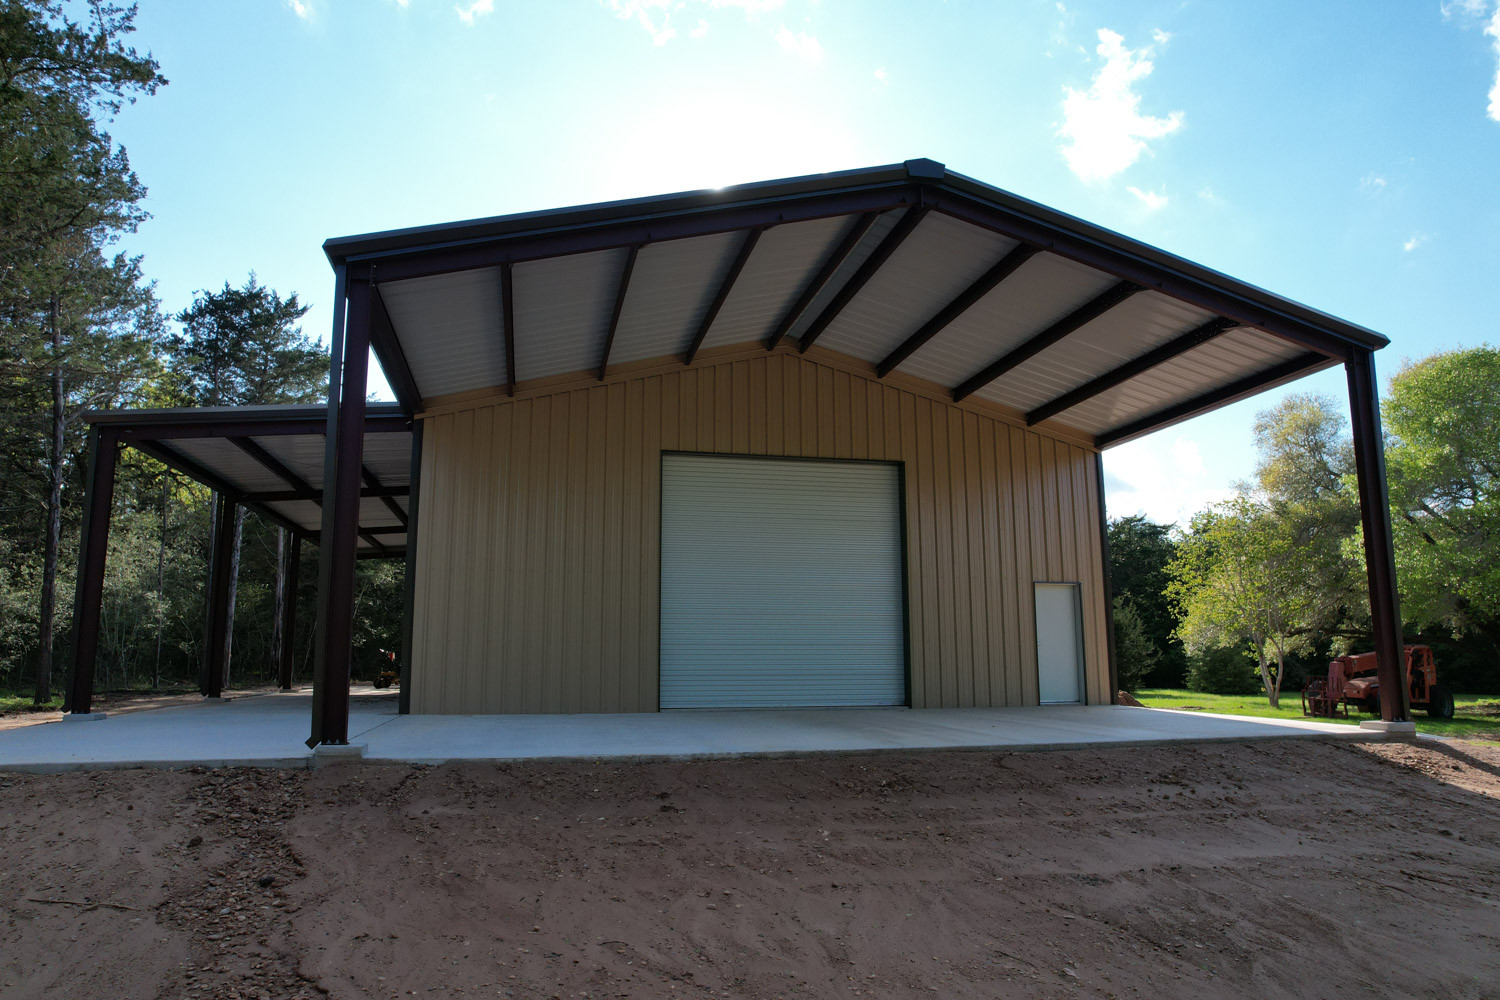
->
87;403;414;558
325;158;1387;445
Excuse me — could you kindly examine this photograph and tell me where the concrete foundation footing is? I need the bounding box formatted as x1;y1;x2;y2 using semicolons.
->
313;742;367;766
62;712;107;722
1359;719;1418;735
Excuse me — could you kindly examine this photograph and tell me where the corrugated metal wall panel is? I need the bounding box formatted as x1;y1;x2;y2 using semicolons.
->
896;252;1115;389
380;267;507;398
410;350;1108;714
697;216;853;352
1058;327;1308;434
817;214;1018;364
512;248;627;382
608;232;744;364
660;455;905;708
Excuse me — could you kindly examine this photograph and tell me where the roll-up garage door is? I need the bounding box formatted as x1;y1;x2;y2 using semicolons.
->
660;454;907;709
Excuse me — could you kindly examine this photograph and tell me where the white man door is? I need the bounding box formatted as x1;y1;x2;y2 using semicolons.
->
1035;582;1084;704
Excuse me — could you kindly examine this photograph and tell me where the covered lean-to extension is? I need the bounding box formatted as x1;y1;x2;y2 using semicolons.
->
64;159;1410;746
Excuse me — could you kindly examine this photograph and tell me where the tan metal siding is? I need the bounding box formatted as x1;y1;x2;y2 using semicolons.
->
410;349;1109;714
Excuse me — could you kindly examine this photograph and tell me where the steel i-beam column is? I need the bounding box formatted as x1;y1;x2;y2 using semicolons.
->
1346;348;1409;723
309;271;371;747
278;534;301;690
201;491;237;698
64;427;120;714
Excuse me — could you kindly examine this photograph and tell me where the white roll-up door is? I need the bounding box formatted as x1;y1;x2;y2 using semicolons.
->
660;454;907;709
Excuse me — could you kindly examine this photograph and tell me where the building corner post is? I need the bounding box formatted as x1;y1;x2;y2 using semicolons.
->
397;419;423;716
1346;348;1409;723
64;426;119;714
309;267;369;747
1094;452;1118;706
201;491;238;698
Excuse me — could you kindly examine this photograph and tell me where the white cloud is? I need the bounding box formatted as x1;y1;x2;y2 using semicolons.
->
775;26;823;61
287;0;311;18
1058;28;1183;182
1127;185;1167;210
606;0;785;45
1102;436;1233;527
1403;233;1430;252
1487;5;1500;121
1359;171;1387;193
456;0;494;24
873;66;889;88
1442;0;1500;122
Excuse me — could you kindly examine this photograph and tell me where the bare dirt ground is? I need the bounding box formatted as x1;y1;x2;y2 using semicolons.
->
0;687;290;732
1;738;1498;999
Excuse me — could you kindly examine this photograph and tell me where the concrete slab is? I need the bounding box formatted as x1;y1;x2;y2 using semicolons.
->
0;692;1382;773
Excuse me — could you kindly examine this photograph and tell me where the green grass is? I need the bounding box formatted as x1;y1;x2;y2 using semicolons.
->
1134;688;1500;739
0;691;62;713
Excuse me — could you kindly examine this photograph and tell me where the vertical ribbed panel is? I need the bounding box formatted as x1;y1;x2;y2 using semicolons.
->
410;350;1109;714
660;455;905;708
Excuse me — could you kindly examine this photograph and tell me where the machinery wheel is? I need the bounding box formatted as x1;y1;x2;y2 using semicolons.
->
373;675;392;690
1427;684;1455;720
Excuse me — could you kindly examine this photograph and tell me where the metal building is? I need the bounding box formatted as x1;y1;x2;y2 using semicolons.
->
64;160;1412;745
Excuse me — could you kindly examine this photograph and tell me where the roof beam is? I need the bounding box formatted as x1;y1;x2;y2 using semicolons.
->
1025;316;1239;426
501;262;516;397
931;194;1370;361
1095;352;1332;449
229;436;312;493
244;485;408;504
597;244;639;380
360;532;390;555
341;185;918;285
362;465;408;526
765;212;880;351
111;413;410;442
128;439;306;538
370;284;425;415
798;207;930;353
952;280;1143;403
876;243;1039;378
685;227;763;366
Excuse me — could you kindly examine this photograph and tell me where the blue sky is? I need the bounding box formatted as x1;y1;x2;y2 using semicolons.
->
107;0;1499;526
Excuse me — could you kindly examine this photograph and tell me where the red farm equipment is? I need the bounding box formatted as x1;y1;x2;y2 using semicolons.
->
1301;644;1454;720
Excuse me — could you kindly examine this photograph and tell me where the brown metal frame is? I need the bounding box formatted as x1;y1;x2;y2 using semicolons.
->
764;211;880;351
952;281;1143;403
797;206;929;353
63;426;118;714
1346;348;1409;722
277;533;301;690
598;244;639;380
685;226;763;365
201;491;238;697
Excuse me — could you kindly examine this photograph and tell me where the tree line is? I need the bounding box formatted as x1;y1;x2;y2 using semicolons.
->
1111;346;1500;701
0;3;400;704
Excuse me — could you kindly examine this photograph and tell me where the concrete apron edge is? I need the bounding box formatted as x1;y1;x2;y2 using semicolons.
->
0;729;1391;775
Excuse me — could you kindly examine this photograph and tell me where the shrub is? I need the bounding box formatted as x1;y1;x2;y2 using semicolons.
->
1186;644;1262;695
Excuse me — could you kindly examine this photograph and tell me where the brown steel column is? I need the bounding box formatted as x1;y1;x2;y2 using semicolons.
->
201;491;237;698
1094;452;1119;705
278;533;301;690
64;427;119;714
1346;348;1410;722
309;270;370;747
397;420;423;716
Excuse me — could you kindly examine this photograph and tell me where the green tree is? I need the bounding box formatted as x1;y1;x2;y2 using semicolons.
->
166;276;323;683
1384;346;1500;660
1111;593;1157;693
1168;495;1312;707
1107;514;1184;685
0;1;165;703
